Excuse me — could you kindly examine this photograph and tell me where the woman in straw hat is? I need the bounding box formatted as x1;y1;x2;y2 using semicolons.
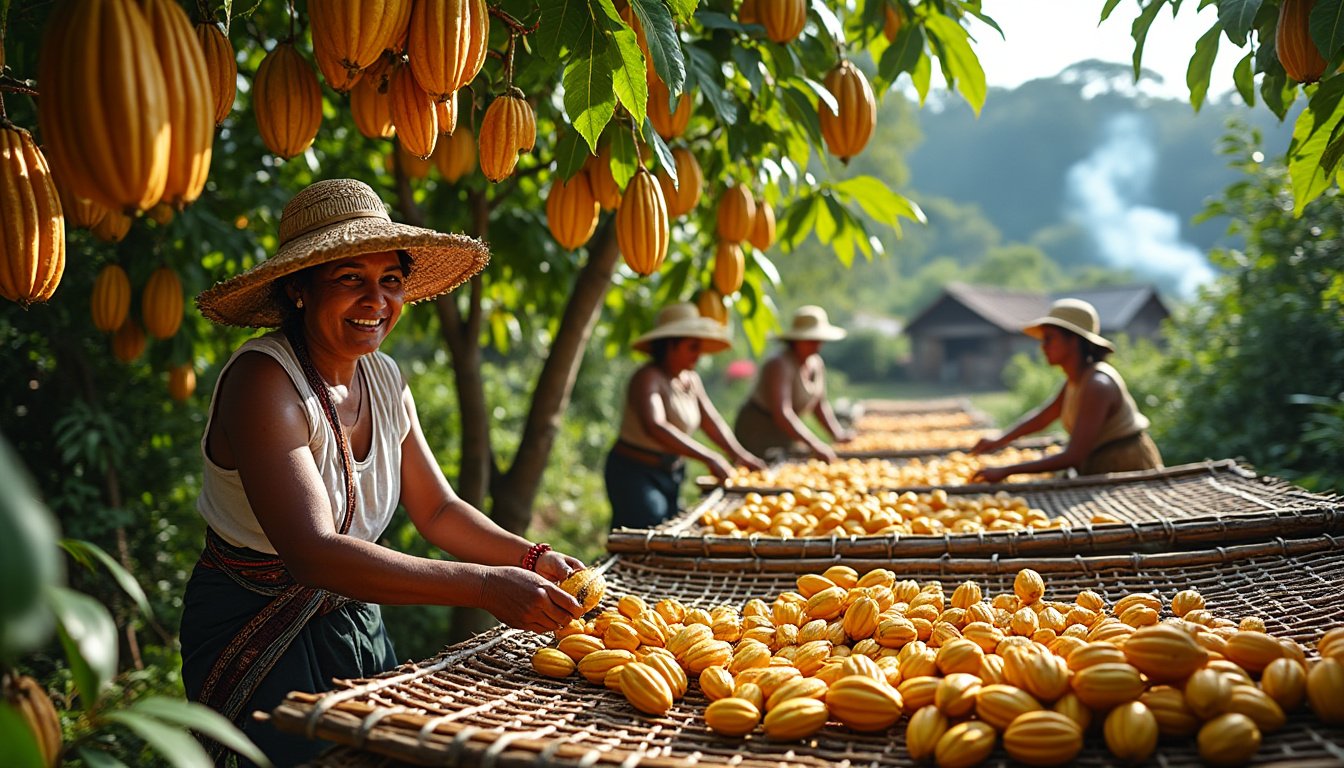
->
733;305;856;461
606;302;766;530
970;298;1163;482
184;179;585;765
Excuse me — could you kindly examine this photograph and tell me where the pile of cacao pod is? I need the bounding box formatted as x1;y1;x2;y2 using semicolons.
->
532;566;1344;766
724;449;1053;492
840;428;992;454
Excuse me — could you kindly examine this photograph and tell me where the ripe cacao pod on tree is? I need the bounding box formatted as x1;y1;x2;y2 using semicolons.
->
4;675;62;767
1277;0;1327;83
141;0;214;208
254;43;323;160
92;211;133;243
738;0;759;26
546;169;601;250
195;22;237;127
434;125;477;182
168;363;196;401
698;288;729;325
820;60;876;163
758;0;807;44
53;173;107;231
92;264;132;332
656;147;703;218
389;140;432;181
883;4;903;42
351;67;396;140
436;96;459;136
617;3;651;64
37;0;169;212
749;199;776;250
713;241;745;295
478;90;536;182
716;184;756;244
648;77;692;140
112;319;147;363
142;266;184;339
309;0;411;92
616;167;669;275
407;0;489;101
586;142;623;210
390;61;439;158
0;123;65;306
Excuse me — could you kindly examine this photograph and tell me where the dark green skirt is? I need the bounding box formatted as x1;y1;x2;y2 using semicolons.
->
180;561;398;767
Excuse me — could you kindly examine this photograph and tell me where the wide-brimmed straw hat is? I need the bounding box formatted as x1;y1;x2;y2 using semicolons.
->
1023;298;1114;351
775;305;846;342
196;179;490;327
632;302;732;354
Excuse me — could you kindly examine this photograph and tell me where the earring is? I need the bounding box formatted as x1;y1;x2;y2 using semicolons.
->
295;298;304;309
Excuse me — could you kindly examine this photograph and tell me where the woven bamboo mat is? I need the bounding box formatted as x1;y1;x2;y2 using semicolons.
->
834;433;1065;461
647;460;1341;558
272;538;1344;767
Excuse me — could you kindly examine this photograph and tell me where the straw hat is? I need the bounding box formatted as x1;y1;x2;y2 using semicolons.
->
1023;298;1114;351
632;302;732;354
196;179;490;327
776;305;846;342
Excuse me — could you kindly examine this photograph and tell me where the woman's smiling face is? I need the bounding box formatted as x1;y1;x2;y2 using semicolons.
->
298;250;408;357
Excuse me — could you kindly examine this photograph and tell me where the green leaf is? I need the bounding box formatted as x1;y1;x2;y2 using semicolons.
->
554;131;591;178
877;24;925;87
665;0;696;24
1262;70;1297;120
779;84;826;151
105;710;212;768
0;434;62;660
49;585;118;707
61;538;153;619
1287;78;1344;214
129;698;273;768
1311;0;1344;62
689;46;739;124
798;75;839;113
631;0;685;93
641;119;675;180
1234;50;1256;106
1218;0;1263;46
749;249;781;288
563;31;618;151
730;46;765;96
1187;21;1222;112
78;748;130;768
832;175;925;224
924;15;986;114
1100;0;1123;22
606;23;650;126
780;196;820;249
609;128;640;188
536;0;593;63
1130;0;1166;81
814;193;839;244
910;51;932;104
810;0;845;43
0;703;47;768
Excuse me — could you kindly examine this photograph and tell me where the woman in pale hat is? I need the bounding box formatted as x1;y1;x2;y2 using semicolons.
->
733;305;856;461
606;302;766;529
184;179;585;765
971;298;1163;482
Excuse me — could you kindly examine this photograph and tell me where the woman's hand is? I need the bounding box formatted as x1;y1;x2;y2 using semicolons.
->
972;465;1013;484
534;549;584;583
707;455;735;481
483;567;584;633
813;444;839;463
969;436;1003;456
737;451;768;472
834;429;857;443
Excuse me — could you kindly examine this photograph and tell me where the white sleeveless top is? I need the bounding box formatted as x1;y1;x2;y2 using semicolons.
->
197;333;411;554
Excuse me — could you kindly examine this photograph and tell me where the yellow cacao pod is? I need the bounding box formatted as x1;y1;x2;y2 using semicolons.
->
141;266;184;339
351;66;395;140
559;568;606;613
748;199;775;251
656;146;702;218
668;623;713;658
195;23;236;127
578;649;636;683
54;177;108;232
643;650;688;699
1140;685;1199;737
167;363;196;401
1197;712;1262;767
309;0;410;92
1319;626;1344;659
704;696;760;736
712;241;745;296
92;211;133;243
1308;657;1344;724
407;0;488;100
762;696;827;740
716;184;755;244
796;573;835;598
1184;667;1231;720
5;675;62;767
933;672;981;718
819;60;875;164
1071;662;1145;710
1051;691;1092;731
1014;568;1045;606
683;638;734;674
699;666;734;701
728;642;771;674
389;63;438;159
764;675;828;712
615;168;669;275
1123;623;1208;683
546;169;600;250
697;288;728;326
843;596;881;641
254;43;322;160
1;124;65;306
648;77;692;140
620;661;674;715
603;621;639;652
882;4;902;42
112;319;147;363
556;632;603;661
38;0;169;212
934;720;996;768
140;0;213;207
1104;701;1158;764
733;681;764;710
1066;641;1126;672
1226;684;1285;733
1277;0;1327;83
434;125;477;182
826;674;901;731
531;647;576;677
91;264;131;332
1259;657;1307;711
935;638;984;676
586;142;623;210
1014;648;1071;704
391;141;432;180
905;704;947;761
435;97;458;136
478;91;536;182
897;675;939;714
1224;631;1284;674
738;0;759;26
1002;710;1083;767
757;0;806;43
749;666;802;699
974;683;1041;731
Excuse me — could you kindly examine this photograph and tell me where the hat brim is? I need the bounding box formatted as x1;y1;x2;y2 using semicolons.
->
776;328;847;342
196;218;490;328
632;319;732;354
1023;317;1114;351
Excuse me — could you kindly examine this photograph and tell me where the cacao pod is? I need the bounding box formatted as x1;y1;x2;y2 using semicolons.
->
1259;657;1307;712
407;0;489;100
933;672;981;717
351;66;396;140
620;661;674;715
712;241;745;296
556;633;604;661
704;697;759;736
1123;623;1208;683
757;0;806;44
697;288;728;325
826;674;901;731
436;97;458;136
1277;0;1327;83
546;169;600;250
38;0;169;212
1319;626;1344;658
578;648;636;683
1071;662;1145;710
1;124;66;305
1002;710;1083;767
935;638;984;676
656;147;703;218
54;177;108;231
615;168;669;275
648;77;692;140
435;125;477;182
142;266;184;339
478;90;536;182
532;646;576;677
1197;712;1261;767
933;720;996;768
1014;568;1045;606
1225;630;1285;673
141;0;214;207
716;184;756;244
1051;691;1092;731
683;638;734;674
586;143;623;210
1308;657;1344;724
195;22;236;127
167;363;196;401
728;642;771;673
733;681;764;710
309;0;410;92
897;675;940;714
762;696;827;740
1013;647;1071;703
1226;684;1285;733
91;264;131;332
390;141;432;180
253;43;323;160
559;568;606;613
738;0;759;27
5;675;62;767
764;676;829;713
699;666;734;701
1104;701;1158;763
905;704;947;760
92;211;133;243
748;199;776;251
667;623;713;657
112;319;147;363
882;4;902;43
390;62;438;159
1185;667;1230;720
819;60;875;164
1112;591;1161;616
1170;589;1204;617
1140;685;1199;737
603;621;639;652
974;683;1042;731
748;666;801;699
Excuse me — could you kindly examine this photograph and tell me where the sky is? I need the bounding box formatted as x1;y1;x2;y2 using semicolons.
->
970;0;1239;100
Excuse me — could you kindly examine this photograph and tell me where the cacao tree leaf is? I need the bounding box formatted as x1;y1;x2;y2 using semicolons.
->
0;704;46;768
77;749;129;768
1100;0;1124;21
798;75;839;113
1310;0;1344;62
49;585;118;708
730;45;765;96
105;710;212;768
1218;0;1263;45
563;31;617;151
877;24;925;87
641;118;675;181
779;84;825;151
748;249;782;288
553;131;591;179
695;10;745;31
631;0;685;94
608;128;640;188
605;19;649;126
537;0;592;63
1129;0;1166;81
924;15;985;114
0;434;61;661
832;175;925;224
810;0;845;44
665;0;696;24
780;196;820;248
1187;21;1222;111
814;193;840;244
130;698;273;767
1234;50;1256;106
1287;78;1344;214
1261;70;1297;120
61;538;152;619
689;46;739;124
910;51;932;104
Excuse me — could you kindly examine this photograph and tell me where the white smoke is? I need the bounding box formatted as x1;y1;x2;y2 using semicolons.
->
1064;113;1214;297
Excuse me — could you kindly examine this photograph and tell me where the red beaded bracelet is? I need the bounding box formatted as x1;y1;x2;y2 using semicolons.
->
522;542;551;571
